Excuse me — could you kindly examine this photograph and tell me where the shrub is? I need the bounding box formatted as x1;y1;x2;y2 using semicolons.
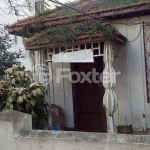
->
0;65;48;129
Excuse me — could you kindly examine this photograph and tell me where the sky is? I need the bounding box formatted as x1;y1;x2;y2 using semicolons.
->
0;0;76;70
0;2;32;70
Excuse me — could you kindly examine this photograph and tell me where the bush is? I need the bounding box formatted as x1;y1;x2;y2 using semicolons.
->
0;65;48;129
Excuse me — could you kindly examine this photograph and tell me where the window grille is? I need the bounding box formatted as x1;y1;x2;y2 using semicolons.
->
45;42;104;62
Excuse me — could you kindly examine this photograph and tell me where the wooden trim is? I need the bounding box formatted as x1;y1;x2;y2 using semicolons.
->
70;63;79;131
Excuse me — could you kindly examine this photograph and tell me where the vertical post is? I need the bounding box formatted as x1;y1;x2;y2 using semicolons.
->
103;40;118;133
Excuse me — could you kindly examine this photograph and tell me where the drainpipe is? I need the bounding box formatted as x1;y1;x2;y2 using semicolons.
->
103;40;118;133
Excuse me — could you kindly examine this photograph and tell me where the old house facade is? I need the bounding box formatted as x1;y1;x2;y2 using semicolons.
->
7;0;150;133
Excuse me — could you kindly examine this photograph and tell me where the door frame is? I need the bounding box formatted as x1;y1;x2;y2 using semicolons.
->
71;63;79;130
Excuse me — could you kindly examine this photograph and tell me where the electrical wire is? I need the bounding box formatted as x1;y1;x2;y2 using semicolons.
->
47;0;147;26
0;13;14;22
0;24;5;26
0;0;147;43
126;25;143;42
46;0;149;43
48;0;109;21
0;0;148;26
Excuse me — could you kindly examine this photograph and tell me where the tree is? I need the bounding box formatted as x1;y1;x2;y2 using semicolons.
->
0;26;23;79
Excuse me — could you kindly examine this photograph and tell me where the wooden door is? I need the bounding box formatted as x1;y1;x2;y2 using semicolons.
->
71;57;106;132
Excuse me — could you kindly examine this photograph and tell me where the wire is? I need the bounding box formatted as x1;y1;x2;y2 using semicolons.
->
47;0;147;26
0;24;5;26
0;13;14;22
126;25;143;42
48;0;109;21
0;0;146;43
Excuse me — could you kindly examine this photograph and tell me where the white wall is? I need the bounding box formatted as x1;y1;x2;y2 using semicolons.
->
49;62;74;128
113;16;150;132
34;50;75;128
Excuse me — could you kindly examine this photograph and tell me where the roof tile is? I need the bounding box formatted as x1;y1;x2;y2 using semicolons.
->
9;0;149;28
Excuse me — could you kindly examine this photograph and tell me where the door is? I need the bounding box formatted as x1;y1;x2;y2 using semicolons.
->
71;57;106;132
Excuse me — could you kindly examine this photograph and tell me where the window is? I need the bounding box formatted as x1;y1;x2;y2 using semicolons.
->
45;42;104;62
35;1;44;13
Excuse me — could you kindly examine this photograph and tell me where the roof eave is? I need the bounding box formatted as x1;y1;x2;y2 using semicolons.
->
24;35;126;51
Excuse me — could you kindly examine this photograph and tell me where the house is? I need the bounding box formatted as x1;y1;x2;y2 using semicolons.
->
7;0;150;133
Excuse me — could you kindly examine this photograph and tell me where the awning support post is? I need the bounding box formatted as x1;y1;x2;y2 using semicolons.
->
103;40;118;133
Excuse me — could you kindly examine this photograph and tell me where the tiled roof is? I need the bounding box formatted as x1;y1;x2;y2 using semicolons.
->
24;31;127;50
9;0;150;29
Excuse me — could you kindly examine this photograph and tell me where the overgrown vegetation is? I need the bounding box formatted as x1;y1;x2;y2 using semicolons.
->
0;27;23;79
25;19;117;46
23;0;149;46
37;0;148;18
99;0;148;10
0;65;48;129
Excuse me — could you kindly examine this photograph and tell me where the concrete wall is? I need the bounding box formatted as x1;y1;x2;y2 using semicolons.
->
2;110;150;150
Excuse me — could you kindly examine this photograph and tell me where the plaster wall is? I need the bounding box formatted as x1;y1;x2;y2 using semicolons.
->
1;110;150;150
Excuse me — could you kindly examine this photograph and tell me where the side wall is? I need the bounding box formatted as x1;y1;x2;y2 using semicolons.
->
48;62;74;128
114;16;150;131
32;50;75;128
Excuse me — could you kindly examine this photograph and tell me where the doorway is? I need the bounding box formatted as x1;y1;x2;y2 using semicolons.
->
71;56;106;132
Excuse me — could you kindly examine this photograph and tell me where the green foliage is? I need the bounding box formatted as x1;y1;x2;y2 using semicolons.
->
21;0;149;46
99;0;147;10
0;27;23;79
38;0;148;18
0;65;48;129
31;19;117;46
32;19;42;32
22;0;149;45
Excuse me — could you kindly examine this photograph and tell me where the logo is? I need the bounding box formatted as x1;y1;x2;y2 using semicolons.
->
32;64;52;86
